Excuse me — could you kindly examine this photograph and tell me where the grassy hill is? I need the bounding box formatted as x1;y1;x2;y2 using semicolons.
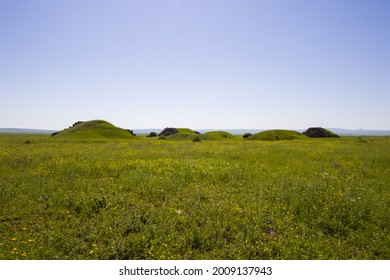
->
204;131;237;139
176;128;197;134
248;129;308;141
303;127;340;138
165;131;237;141
51;120;136;140
159;127;204;141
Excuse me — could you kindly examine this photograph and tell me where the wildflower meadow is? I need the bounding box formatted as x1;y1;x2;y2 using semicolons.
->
0;134;389;259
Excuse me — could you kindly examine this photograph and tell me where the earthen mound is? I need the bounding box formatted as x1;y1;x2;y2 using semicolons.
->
303;127;339;138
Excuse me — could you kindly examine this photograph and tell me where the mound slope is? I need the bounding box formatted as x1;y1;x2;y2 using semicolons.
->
158;127;198;137
51;120;136;139
204;131;237;139
158;127;179;137
177;128;198;134
248;130;308;141
303;127;340;138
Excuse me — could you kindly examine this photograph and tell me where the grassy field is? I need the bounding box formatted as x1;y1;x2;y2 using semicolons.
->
0;134;389;259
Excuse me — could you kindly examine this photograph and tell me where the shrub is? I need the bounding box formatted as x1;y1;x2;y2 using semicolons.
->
147;132;158;137
243;133;252;139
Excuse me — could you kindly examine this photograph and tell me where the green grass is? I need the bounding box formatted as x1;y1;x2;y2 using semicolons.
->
167;133;213;141
0;134;389;259
164;130;237;141
324;128;339;137
51;120;135;140
176;128;196;134
248;129;308;141
204;131;237;139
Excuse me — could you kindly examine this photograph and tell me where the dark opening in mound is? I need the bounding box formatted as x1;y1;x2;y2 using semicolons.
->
303;127;339;138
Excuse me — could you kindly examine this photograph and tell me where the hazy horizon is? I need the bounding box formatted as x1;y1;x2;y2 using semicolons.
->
1;0;389;130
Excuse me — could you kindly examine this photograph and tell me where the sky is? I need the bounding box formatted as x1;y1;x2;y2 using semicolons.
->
1;0;389;130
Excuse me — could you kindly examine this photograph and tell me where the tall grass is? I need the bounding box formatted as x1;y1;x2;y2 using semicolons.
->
0;135;389;259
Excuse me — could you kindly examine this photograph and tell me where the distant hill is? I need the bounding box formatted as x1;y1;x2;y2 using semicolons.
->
0;128;55;134
248;130;308;141
51;120;136;139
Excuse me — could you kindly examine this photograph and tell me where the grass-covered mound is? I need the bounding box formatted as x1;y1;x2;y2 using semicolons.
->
176;128;197;134
158;127;198;137
204;131;237;139
248;129;308;141
158;127;203;141
303;127;340;138
165;130;236;141
51;120;136;140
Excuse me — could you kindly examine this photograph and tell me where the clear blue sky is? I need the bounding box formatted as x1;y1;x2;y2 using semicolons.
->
1;0;389;130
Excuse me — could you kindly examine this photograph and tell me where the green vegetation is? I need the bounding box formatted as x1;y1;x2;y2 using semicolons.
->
147;132;158;138
176;128;196;134
165;130;236;141
0;134;389;260
323;128;339;137
51;120;135;140
205;131;237;139
167;133;213;141
243;133;252;139
248;129;308;141
320;128;339;137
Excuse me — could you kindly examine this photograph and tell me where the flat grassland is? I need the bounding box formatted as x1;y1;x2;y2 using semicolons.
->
0;134;389;259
